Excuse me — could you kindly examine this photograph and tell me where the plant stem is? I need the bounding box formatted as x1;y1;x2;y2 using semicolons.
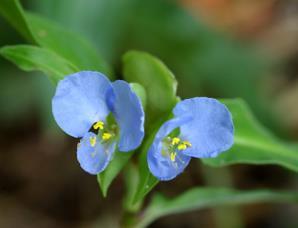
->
121;162;144;227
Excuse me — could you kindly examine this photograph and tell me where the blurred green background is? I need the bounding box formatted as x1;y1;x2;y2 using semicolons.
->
0;0;297;227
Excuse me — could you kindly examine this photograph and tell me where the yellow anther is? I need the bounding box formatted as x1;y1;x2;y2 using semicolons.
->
183;141;192;147
102;132;112;141
177;144;187;151
93;121;104;130
171;137;181;145
89;136;97;147
170;152;177;162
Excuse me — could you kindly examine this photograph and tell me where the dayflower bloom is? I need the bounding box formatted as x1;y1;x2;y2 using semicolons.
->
52;71;144;174
147;97;234;181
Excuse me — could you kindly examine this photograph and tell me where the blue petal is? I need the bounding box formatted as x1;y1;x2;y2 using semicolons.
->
107;80;144;152
77;132;116;175
52;71;112;138
173;97;234;158
147;117;191;181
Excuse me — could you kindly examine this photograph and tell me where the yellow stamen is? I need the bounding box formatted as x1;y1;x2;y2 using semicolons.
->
171;137;181;145
89;136;97;147
93;121;104;130
177;143;187;151
102;132;112;141
170;152;177;162
182;141;192;147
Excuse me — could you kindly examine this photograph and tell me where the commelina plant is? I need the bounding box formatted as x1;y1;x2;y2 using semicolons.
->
52;71;234;180
2;1;298;226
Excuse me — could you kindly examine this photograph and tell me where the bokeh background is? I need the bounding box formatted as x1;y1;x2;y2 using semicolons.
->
0;0;298;227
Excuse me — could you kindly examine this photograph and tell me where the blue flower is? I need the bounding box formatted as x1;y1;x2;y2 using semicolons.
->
52;71;144;174
147;97;234;181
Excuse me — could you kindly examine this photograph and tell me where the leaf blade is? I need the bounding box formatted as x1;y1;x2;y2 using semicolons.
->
0;0;35;43
138;187;298;227
122;50;177;124
0;45;78;84
26;12;112;76
0;0;112;77
97;151;133;197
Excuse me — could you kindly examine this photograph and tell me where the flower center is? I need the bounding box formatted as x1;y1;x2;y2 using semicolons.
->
162;136;192;162
93;121;114;141
87;118;119;148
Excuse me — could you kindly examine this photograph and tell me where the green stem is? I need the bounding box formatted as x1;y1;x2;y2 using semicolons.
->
121;162;144;227
121;211;138;228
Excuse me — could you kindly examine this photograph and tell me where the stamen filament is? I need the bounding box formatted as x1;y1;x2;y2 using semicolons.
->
89;136;97;147
170;152;177;162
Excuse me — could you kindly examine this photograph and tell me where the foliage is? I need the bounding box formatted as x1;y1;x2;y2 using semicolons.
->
0;0;297;226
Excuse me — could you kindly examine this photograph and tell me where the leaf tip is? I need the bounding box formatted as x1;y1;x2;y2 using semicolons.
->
97;174;108;198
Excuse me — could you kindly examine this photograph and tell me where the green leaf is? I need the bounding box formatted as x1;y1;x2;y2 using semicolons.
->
97;151;133;197
0;0;35;43
137;187;298;227
0;45;78;84
122;51;177;124
130;123;162;205
123;162;143;213
0;0;111;77
132;145;159;205
26;12;111;76
130;83;147;110
203;99;298;172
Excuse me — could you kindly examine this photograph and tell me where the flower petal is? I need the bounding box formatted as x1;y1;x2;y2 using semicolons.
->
77;132;116;175
173;97;234;158
52;71;112;138
107;80;144;152
147;118;191;181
